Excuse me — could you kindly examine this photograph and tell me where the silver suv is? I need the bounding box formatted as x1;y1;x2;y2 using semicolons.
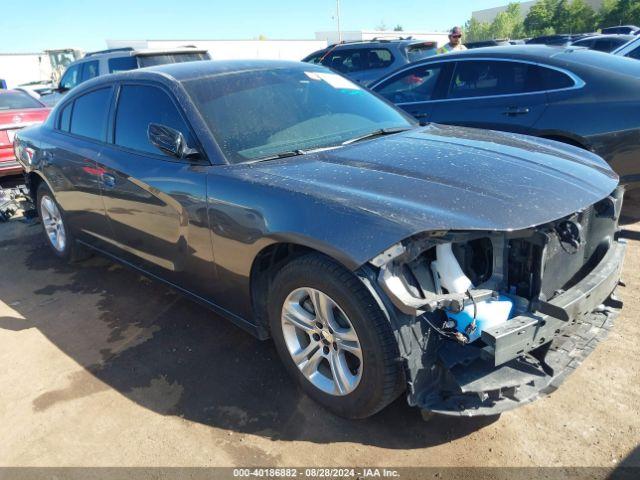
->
41;47;210;105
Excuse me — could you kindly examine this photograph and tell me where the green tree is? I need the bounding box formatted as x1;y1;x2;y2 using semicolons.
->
524;0;558;36
553;0;573;32
566;0;598;33
599;0;640;28
464;17;492;42
393;24;404;32
490;2;525;39
465;3;524;41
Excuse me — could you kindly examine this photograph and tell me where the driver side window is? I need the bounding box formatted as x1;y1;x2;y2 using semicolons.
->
114;84;194;156
376;65;444;104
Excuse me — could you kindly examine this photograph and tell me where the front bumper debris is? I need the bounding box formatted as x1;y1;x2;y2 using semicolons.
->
483;240;626;367
416;239;626;416
421;292;621;416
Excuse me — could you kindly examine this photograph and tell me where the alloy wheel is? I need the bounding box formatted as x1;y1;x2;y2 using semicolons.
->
281;287;363;396
40;195;66;253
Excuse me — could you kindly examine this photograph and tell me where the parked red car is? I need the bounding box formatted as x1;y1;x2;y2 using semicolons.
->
0;90;50;178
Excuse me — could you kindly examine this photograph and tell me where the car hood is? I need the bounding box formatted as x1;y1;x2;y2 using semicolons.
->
246;124;618;233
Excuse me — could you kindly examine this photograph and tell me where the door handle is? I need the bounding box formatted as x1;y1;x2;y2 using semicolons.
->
502;107;531;116
410;111;429;119
101;173;116;188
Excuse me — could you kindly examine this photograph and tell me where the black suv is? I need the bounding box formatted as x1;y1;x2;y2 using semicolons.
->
302;38;437;85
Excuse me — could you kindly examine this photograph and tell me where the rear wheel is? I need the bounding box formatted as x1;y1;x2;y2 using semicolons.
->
269;253;404;419
36;183;89;262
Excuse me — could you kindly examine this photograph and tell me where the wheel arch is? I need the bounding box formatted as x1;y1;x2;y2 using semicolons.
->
538;132;591;151
249;240;361;338
25;170;50;204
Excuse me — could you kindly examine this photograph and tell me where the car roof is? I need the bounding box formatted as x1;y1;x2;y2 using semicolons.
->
320;39;435;52
603;25;639;30
418;45;566;60
72;59;324;91
384;45;640;78
71;47;209;64
573;34;636;42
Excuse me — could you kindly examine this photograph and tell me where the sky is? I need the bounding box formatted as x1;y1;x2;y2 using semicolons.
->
0;0;508;53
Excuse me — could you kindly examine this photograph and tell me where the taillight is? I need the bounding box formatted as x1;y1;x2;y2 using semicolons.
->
0;130;9;146
13;140;34;165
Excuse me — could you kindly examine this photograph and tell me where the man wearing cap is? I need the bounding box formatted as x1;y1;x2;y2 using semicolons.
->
437;26;467;54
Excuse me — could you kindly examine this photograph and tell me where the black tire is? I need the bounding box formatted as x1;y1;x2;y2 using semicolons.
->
36;182;89;262
268;253;404;419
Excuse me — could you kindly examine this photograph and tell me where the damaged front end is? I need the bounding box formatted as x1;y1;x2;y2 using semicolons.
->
362;187;626;416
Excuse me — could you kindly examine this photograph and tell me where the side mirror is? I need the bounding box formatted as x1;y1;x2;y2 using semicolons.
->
148;123;200;160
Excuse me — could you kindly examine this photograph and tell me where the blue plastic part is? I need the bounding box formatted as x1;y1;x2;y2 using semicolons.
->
446;295;514;343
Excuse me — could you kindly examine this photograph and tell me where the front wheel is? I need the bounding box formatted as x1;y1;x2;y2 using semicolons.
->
269;253;404;419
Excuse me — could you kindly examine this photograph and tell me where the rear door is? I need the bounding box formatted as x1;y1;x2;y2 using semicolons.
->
429;60;549;134
96;82;214;296
45;87;114;245
373;62;452;122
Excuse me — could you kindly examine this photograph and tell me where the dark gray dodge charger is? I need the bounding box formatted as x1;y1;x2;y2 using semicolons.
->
14;60;626;419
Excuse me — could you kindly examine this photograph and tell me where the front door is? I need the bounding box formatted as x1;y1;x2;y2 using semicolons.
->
96;82;214;297
374;62;452;124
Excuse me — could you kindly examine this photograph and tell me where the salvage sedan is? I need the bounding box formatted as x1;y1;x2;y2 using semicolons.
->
370;46;640;204
14;60;625;418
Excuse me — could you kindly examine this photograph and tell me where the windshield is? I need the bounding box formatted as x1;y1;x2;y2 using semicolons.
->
0;91;44;110
183;67;413;163
137;52;210;67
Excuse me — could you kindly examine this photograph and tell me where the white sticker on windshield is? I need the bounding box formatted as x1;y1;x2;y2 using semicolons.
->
305;71;361;90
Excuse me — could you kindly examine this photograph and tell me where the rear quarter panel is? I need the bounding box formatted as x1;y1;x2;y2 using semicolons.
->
539;65;640;185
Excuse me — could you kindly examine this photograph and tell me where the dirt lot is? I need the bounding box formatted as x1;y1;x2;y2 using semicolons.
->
0;211;639;469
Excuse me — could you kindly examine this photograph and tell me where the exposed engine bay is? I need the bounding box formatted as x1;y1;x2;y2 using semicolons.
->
363;187;626;416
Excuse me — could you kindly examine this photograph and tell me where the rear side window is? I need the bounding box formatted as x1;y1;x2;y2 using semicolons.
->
325;48;394;73
536;65;575;90
448;61;574;99
108;56;138;73
593;38;620;52
304;52;324;65
80;61;99;82
114;84;193;155
59;64;81;90
376;64;444;103
406;43;437;63
69;88;112;141
136;53;209;67
58;102;72;131
573;38;595;49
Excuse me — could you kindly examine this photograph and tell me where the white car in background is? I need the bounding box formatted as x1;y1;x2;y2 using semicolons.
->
613;36;640;60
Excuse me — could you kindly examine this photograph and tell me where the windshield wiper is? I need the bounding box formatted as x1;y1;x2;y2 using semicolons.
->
247;149;307;163
341;126;413;146
247;145;342;164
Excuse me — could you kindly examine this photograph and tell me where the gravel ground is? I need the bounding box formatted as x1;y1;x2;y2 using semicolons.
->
0;211;638;470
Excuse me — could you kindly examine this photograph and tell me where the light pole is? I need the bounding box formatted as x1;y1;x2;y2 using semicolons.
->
336;0;342;43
